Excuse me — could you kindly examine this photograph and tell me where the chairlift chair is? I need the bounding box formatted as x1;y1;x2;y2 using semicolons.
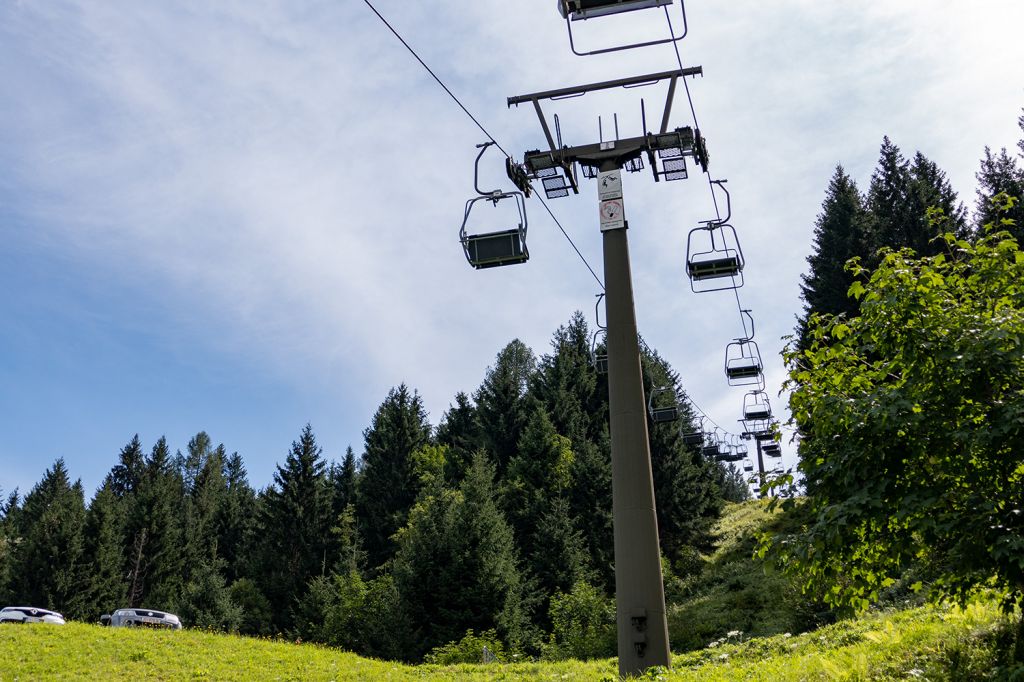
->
682;416;704;447
724;340;764;387
743;460;754;473
742;390;772;423
648;385;679;424
557;0;688;57
686;181;744;292
762;442;782;458
460;143;530;269
700;432;719;459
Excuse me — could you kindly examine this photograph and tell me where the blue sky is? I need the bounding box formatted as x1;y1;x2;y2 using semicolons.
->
3;1;1024;499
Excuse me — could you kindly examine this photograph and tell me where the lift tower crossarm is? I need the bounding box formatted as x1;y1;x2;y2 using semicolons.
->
506;67;702;106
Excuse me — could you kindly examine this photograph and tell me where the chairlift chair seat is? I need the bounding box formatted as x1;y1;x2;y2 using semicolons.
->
649;405;679;423
743;407;772;421
763;443;782;458
682;430;703;446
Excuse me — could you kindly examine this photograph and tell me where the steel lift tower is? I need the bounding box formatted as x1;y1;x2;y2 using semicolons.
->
507;62;707;675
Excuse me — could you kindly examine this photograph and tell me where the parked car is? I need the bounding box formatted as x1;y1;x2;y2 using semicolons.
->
100;608;182;630
0;606;66;625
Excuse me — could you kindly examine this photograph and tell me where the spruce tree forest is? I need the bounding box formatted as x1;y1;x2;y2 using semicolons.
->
3;110;1024;665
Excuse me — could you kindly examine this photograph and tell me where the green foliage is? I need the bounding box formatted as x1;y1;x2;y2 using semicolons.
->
540;581;616;661
424;629;509;665
773;217;1024;622
228;578;272;636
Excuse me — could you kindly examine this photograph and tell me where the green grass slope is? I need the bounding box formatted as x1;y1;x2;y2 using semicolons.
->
666;499;826;651
0;602;1011;680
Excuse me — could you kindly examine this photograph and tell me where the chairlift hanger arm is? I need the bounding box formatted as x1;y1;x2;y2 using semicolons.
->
473;142;500;198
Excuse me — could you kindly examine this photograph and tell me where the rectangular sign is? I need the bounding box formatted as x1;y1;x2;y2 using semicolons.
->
598;169;622;201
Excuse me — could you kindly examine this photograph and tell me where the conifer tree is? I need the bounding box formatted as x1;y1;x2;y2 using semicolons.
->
328;446;359;524
8;459;87;617
503;405;591;606
905;151;968;254
217;451;257;584
975;112;1024;240
0;490;15;604
123;437;185;611
867;138;965;256
435;392;481;482
797;166;871;347
530;312;605;445
357;385;432;570
866;137;912;259
474;340;536;473
976;147;1024;241
392;452;527;659
258;424;332;631
81;481;127;618
109;434;145;498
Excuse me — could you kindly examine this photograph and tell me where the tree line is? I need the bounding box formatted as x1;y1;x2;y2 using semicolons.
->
0;316;747;661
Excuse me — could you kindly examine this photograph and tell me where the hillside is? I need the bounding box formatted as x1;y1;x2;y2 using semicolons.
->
2;500;1018;680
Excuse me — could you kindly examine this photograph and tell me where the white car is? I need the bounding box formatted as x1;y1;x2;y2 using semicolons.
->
101;608;182;630
0;606;66;625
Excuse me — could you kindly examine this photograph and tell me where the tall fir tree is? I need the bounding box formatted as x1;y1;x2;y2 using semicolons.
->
123;437;185;611
797;166;871;347
904;151;968;254
867;137;965;256
8;459;87;618
257;424;332;631
356;385;432;571
81;480;127;618
975;111;1024;240
217;451;257;584
0;490;16;604
473;340;537;474
503;405;591;612
530;312;606;445
866;136;912;260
